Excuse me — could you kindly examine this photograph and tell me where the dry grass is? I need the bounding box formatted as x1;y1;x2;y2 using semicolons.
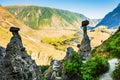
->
88;26;116;47
0;6;115;65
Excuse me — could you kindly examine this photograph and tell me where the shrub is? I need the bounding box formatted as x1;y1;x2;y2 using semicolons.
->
81;56;109;80
63;51;82;80
40;65;50;80
40;65;49;74
91;30;120;59
112;61;120;80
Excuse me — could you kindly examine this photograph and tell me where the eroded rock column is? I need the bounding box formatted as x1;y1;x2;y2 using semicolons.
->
0;27;41;80
78;20;91;60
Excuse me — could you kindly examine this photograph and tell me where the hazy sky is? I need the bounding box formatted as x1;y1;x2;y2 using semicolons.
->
0;0;120;19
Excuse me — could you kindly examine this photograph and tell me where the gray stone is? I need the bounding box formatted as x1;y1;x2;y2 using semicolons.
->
117;26;120;32
82;20;89;26
10;27;20;32
0;27;41;80
78;20;91;60
0;46;6;60
45;59;62;80
64;47;74;61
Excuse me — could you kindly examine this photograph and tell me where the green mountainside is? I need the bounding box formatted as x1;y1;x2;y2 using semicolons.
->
91;27;120;58
5;5;95;29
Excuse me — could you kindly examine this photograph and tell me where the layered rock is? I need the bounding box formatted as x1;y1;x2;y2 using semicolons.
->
0;46;6;61
62;47;82;80
78;20;91;60
45;59;62;80
0;27;41;80
64;47;74;61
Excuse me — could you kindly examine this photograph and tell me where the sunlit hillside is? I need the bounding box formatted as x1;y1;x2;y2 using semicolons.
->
88;26;116;47
0;5;116;65
0;5;43;55
91;27;120;58
6;5;96;29
0;5;76;65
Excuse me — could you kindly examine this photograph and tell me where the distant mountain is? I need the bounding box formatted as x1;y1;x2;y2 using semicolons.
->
92;19;101;25
96;3;120;28
5;5;96;29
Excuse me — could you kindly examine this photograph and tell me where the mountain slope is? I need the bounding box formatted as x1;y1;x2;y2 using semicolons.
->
92;19;101;25
5;5;95;29
96;3;120;28
0;5;76;65
0;5;42;54
91;27;120;58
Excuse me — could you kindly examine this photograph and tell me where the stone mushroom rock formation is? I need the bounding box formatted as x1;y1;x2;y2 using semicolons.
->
0;27;41;80
78;20;91;60
117;26;120;32
45;47;75;80
64;47;74;61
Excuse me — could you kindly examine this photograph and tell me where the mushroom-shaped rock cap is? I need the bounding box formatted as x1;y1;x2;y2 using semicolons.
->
82;20;89;26
10;27;20;32
118;26;120;31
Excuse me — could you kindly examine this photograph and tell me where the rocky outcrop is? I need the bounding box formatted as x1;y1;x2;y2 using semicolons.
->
0;46;6;61
44;47;75;80
64;47;74;61
45;59;62;80
78;20;91;60
0;27;41;80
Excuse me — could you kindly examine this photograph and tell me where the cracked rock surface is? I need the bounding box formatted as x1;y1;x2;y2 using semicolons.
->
0;27;41;80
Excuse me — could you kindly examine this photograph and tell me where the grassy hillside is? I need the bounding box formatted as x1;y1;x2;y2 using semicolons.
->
91;27;120;58
5;5;95;29
0;5;78;65
1;5;113;65
0;5;42;55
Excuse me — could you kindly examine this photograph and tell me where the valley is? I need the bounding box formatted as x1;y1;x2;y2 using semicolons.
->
0;5;116;65
0;1;120;80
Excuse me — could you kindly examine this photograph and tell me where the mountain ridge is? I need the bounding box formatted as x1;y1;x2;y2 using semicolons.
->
5;5;96;29
0;5;75;65
96;3;120;28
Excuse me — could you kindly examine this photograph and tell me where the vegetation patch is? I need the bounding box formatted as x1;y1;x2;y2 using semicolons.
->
63;51;82;80
81;56;109;80
91;30;120;58
112;61;120;80
6;6;87;29
63;51;109;80
41;35;76;51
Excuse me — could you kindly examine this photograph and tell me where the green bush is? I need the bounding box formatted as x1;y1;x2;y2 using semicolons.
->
40;65;49;74
63;51;82;80
81;56;109;80
40;65;50;80
91;31;120;59
112;61;120;80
